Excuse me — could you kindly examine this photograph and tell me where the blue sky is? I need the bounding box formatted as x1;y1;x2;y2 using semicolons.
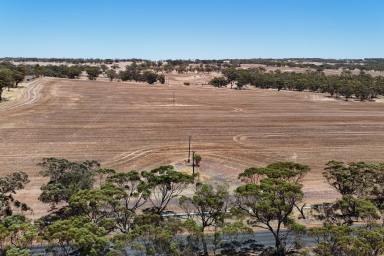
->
0;0;383;59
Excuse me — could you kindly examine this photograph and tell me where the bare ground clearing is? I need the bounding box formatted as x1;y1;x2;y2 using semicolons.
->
1;78;384;217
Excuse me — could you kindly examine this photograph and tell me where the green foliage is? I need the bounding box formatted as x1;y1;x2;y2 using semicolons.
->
0;62;27;93
143;71;159;84
0;158;382;255
220;67;384;100
95;168;116;186
0;69;14;87
118;64;164;84
38;158;100;208
222;67;238;85
235;179;304;224
266;162;310;182
0;172;30;218
119;64;141;81
310;225;384;256
66;65;83;79
100;64;109;72
157;74;165;84
239;162;309;184
85;66;101;80
5;247;30;256
209;77;228;87
180;183;229;255
30;64;84;79
142;165;195;214
235;163;306;256
44;216;109;256
11;70;25;86
193;153;202;167
323;160;384;210
180;183;229;230
0;68;14;101
115;221;183;256
106;69;117;81
309;160;384;255
69;171;151;233
323;160;369;196
312;196;380;226
0;215;38;251
221;221;253;236
69;185;121;231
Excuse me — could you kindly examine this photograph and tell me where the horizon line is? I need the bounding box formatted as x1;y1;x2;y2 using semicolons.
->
2;56;384;61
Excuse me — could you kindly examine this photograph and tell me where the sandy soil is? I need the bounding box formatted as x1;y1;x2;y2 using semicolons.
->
1;81;31;102
2;77;384;217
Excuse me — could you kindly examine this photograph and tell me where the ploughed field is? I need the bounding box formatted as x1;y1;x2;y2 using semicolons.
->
1;78;384;216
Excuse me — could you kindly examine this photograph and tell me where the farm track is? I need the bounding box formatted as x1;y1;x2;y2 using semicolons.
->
1;77;384;216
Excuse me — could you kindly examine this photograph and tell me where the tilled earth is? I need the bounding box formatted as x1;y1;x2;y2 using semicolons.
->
1;77;384;216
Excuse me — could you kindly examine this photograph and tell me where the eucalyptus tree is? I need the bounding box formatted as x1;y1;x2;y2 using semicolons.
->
179;183;229;255
209;77;228;88
142;165;195;214
235;162;307;256
0;68;14;101
38;158;100;209
85;66;101;80
69;171;151;233
106;69;117;81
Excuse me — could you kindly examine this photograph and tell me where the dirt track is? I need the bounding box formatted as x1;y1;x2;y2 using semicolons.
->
1;78;384;216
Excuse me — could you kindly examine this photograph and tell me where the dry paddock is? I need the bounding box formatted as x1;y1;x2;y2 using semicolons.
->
1;77;384;217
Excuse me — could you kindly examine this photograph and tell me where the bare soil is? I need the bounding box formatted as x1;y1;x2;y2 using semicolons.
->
1;77;384;217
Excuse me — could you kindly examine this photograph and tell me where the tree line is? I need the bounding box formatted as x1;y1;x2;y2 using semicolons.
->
118;63;165;84
229;58;384;72
0;58;147;65
3;60;384;103
210;67;384;101
0;62;168;97
1;157;384;256
5;57;384;72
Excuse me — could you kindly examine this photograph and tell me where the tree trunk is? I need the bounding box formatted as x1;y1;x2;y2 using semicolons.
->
275;239;285;256
201;228;209;256
271;227;285;256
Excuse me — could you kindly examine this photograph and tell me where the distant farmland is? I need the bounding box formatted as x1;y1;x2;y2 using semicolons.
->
1;77;384;216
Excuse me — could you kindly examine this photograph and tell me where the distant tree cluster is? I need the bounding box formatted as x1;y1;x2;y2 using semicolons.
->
0;61;170;86
309;160;384;256
211;67;384;101
33;64;84;79
119;63;165;84
225;58;384;72
1;157;384;255
84;66;101;80
0;62;26;101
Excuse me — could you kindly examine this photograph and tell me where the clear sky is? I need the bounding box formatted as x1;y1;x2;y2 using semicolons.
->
0;0;383;59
